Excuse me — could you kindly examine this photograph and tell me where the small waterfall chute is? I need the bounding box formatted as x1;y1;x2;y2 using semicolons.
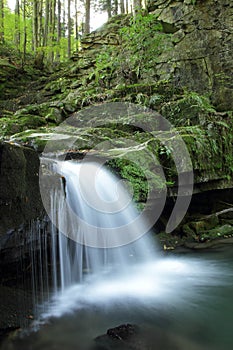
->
40;159;158;292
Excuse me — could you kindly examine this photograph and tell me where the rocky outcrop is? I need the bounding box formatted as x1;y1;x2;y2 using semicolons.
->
150;0;233;111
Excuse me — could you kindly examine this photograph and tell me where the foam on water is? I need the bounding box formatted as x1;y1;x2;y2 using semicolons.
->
39;255;228;322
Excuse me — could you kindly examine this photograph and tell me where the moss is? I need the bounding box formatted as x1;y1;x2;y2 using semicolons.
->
107;150;166;204
45;107;63;124
161;92;216;127
199;224;233;242
0;115;47;138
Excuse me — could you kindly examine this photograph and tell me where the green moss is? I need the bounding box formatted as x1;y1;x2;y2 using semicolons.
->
107;151;166;204
199;224;233;242
0;115;47;138
161;92;216;126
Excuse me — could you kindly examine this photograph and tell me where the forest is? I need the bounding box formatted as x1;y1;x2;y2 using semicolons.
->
0;0;147;66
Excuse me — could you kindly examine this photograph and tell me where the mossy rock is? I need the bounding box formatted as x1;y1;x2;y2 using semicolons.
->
0;115;47;137
161;93;216;126
199;224;233;242
14;102;61;119
107;154;165;203
45;107;63;124
182;215;219;237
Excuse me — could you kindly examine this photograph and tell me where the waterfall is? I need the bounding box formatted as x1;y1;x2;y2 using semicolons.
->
44;159;157;293
33;158;227;324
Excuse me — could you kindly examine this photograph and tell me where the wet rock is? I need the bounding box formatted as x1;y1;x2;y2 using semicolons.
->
0;285;34;346
0;141;46;285
106;323;138;340
94;324;145;350
94;323;208;350
0;141;43;235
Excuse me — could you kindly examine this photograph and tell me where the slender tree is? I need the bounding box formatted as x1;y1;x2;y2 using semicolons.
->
125;0;130;13
120;0;125;14
57;0;62;42
74;0;79;50
106;0;112;19
38;0;44;47
0;0;4;43
43;0;49;47
113;0;118;15
67;0;71;57
33;0;39;51
14;0;20;50
84;0;90;35
51;0;57;61
22;0;27;65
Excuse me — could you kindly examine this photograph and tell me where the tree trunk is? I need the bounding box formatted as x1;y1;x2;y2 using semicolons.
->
0;0;4;43
56;0;62;59
113;0;118;16
22;0;27;66
33;0;39;51
125;0;130;14
51;0;57;62
120;0;125;14
38;0;43;47
14;0;20;50
106;0;112;19
43;0;49;46
74;0;80;50
67;0;71;57
84;0;91;35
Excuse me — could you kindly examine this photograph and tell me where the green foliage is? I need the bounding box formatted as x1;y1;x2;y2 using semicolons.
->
88;46;117;87
1;5;80;67
183;91;216;113
86;13;171;89
4;7;33;56
161;91;216;126
118;12;170;82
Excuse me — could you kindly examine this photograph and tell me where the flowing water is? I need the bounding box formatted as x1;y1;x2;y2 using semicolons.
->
2;160;233;350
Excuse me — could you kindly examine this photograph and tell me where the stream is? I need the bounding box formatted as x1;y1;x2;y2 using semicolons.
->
2;245;233;350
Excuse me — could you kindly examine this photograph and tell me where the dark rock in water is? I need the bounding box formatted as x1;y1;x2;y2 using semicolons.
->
94;323;209;350
94;324;147;350
106;323;138;340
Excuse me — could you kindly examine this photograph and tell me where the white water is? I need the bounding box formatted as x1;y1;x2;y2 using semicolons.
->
37;160;230;323
47;160;157;290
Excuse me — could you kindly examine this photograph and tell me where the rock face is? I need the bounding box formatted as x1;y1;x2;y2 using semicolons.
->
0;141;43;236
150;0;233;111
0;141;45;280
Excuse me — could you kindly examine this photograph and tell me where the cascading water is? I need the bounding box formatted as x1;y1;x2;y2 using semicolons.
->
34;159;230;324
46;159;157;292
